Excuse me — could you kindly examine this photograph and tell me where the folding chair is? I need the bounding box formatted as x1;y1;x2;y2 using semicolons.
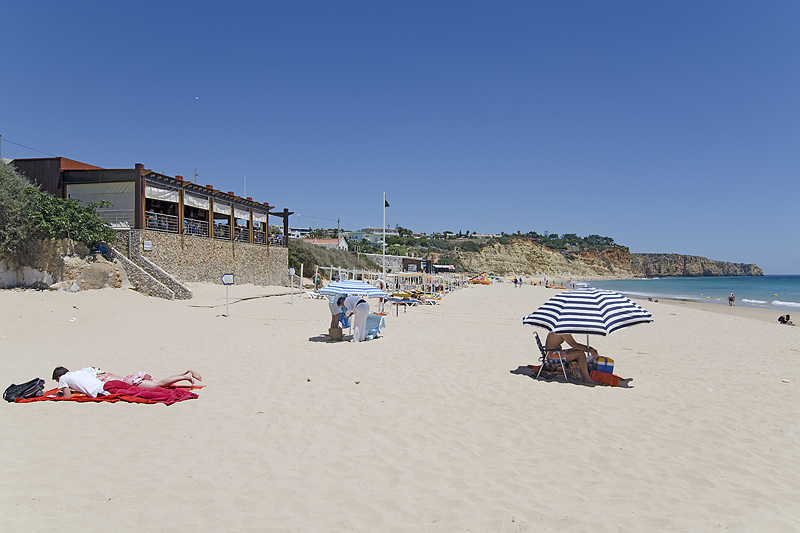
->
533;331;570;382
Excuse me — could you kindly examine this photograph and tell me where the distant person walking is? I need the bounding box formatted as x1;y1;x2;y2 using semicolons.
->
728;293;735;306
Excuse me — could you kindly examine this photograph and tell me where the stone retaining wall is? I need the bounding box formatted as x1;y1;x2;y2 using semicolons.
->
115;230;289;286
364;253;405;272
112;249;175;300
134;254;193;299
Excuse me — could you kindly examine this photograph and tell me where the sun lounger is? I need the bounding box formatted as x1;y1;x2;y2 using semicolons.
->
304;290;325;300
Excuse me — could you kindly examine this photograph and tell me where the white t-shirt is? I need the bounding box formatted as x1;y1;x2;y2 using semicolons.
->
58;367;108;397
343;296;368;314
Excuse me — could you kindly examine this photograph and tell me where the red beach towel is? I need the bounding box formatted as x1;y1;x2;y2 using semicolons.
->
17;381;200;405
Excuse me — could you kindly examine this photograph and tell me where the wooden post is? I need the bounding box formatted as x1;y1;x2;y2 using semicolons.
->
249;208;253;244
229;201;234;241
178;190;185;235
282;208;290;247
134;163;144;230
208;197;214;239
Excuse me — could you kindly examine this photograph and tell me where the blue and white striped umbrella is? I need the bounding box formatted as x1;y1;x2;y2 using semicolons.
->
318;280;387;299
522;288;652;336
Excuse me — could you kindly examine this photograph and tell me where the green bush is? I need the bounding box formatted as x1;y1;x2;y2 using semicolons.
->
289;239;379;278
0;162;37;258
457;240;481;253
0;162;113;263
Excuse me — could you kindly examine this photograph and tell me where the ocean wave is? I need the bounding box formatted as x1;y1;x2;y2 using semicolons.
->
742;299;768;304
772;300;800;309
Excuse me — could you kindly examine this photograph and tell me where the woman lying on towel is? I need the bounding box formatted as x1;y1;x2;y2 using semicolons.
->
96;368;201;388
52;366;201;398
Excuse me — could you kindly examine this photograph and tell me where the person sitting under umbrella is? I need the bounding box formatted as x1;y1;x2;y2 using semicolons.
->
544;332;601;385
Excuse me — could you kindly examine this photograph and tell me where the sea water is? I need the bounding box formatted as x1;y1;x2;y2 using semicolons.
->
585;276;800;312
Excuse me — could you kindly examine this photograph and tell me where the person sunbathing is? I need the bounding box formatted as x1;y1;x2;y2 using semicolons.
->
543;332;601;385
95;369;201;388
52;367;201;398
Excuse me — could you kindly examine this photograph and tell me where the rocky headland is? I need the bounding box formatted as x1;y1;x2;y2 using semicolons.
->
428;239;763;278
630;253;763;277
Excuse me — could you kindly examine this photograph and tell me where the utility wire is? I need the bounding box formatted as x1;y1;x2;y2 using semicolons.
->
1;138;57;157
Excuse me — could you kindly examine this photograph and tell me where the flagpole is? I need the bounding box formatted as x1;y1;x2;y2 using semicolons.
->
382;191;386;280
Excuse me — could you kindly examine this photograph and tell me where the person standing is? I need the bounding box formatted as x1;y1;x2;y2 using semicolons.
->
729;293;735;306
328;293;345;329
339;296;370;342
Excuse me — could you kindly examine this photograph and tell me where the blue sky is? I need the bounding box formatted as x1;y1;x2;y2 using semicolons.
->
3;1;798;273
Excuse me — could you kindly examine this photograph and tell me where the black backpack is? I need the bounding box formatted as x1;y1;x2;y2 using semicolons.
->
3;378;46;402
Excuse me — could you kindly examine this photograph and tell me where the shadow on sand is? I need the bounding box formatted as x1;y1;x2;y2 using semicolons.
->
308;334;351;343
510;365;633;388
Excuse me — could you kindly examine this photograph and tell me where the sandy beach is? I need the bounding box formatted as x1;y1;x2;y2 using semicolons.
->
2;281;799;532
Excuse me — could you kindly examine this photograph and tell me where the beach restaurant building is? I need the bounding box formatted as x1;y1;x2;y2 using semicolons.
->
13;157;292;290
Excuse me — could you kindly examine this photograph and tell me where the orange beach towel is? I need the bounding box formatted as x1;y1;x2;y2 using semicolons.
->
527;365;621;387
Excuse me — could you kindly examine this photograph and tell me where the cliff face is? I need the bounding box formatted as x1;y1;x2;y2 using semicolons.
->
426;239;763;278
434;240;633;278
631;254;763;277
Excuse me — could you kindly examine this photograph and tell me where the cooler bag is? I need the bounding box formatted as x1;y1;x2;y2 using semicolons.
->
595;356;615;374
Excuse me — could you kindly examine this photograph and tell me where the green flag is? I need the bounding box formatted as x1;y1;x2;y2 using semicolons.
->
385;198;390;208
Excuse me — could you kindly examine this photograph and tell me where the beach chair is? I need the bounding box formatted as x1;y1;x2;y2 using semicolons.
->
533;331;570;382
364;314;386;339
304;290;324;300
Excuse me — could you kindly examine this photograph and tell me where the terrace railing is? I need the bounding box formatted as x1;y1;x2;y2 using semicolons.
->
253;229;267;245
213;223;231;240
98;208;135;229
234;227;250;243
183;217;209;237
145;211;179;233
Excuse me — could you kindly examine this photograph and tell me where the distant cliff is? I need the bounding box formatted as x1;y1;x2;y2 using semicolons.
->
630;253;763;277
424;239;763;278
433;239;633;278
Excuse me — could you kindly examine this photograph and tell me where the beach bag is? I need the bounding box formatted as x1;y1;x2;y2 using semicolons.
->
566;361;583;381
3;378;46;402
339;308;351;328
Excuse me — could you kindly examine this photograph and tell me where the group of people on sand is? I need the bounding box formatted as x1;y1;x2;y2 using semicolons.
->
52;366;201;398
778;314;794;325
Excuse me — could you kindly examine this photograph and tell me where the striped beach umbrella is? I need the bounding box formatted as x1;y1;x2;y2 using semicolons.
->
522;288;652;336
318;280;388;299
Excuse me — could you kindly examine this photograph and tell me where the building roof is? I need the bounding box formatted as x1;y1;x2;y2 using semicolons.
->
302;238;340;244
361;227;399;234
12;156;102;170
